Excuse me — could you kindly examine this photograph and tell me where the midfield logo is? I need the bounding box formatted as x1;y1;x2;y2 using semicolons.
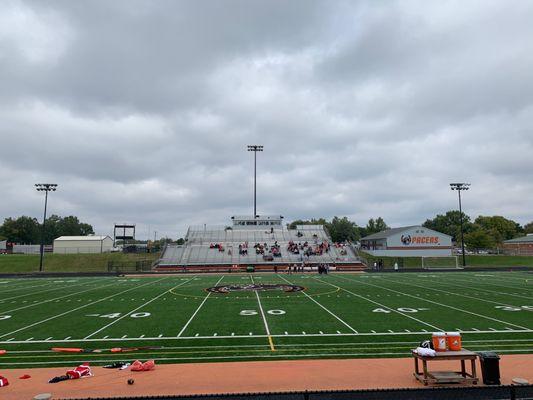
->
206;284;305;294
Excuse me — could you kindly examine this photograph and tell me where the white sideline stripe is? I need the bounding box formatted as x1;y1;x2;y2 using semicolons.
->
3;348;533;365
8;338;533;353
84;276;197;339
177;275;224;337
250;276;271;336
315;278;443;331
0;277;169;339
0;279;120;315
337;275;530;331
278;274;358;334
1;328;532;344
381;275;530;310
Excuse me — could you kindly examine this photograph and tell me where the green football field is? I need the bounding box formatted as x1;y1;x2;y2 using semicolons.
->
0;271;531;368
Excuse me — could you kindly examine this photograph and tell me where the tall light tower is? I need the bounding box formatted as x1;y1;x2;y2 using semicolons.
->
450;182;470;267
35;183;58;272
247;145;263;218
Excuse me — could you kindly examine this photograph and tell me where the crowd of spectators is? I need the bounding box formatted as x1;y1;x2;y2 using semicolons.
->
209;243;225;252
287;240;331;257
238;242;248;255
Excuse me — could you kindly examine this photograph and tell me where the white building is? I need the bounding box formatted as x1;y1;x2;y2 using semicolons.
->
360;226;452;257
53;235;114;254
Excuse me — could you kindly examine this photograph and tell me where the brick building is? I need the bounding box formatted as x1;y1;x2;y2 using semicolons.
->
502;234;533;256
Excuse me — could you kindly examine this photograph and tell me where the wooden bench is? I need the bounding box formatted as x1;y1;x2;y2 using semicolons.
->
412;349;479;385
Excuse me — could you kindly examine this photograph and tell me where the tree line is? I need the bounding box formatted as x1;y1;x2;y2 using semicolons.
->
0;215;94;245
289;213;533;250
2;212;531;251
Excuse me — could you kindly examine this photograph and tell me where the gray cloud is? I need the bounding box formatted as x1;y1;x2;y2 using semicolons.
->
1;0;532;239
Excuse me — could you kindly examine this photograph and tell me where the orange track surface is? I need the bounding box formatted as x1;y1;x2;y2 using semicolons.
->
1;355;532;400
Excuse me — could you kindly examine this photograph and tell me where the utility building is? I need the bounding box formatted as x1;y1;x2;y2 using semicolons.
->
360;226;452;257
503;234;533;255
53;235;114;254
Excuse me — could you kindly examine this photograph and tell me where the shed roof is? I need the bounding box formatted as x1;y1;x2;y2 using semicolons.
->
54;236;111;241
504;235;533;244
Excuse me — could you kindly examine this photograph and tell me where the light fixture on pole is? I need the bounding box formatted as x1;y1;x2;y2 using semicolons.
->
450;182;470;267
247;145;263;218
35;183;58;272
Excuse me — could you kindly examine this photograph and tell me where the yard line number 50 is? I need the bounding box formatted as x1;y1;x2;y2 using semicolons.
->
240;310;286;316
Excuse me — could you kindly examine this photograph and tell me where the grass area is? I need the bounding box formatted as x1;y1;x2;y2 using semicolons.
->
0;271;531;368
360;251;533;269
0;253;160;273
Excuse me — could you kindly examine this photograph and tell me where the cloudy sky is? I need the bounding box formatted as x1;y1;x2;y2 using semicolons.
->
1;0;532;239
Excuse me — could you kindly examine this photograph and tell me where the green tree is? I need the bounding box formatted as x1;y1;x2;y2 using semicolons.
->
327;216;360;243
56;216;94;238
0;215;94;245
0;216;41;244
464;228;495;251
524;221;533;234
474;215;522;244
176;238;185;245
360;217;389;237
422;210;473;242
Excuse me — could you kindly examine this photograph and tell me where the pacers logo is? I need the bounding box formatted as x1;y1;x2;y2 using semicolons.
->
206;284;305;294
401;235;412;245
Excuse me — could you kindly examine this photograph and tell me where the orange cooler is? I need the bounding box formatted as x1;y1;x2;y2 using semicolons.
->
432;332;447;352
447;332;462;351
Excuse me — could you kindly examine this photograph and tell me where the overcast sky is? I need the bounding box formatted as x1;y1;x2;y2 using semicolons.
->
1;0;532;240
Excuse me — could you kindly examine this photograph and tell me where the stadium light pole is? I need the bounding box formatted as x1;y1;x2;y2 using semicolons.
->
247;145;263;218
35;183;58;272
450;183;470;267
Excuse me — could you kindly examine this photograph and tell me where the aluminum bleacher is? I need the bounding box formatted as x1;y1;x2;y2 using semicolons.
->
154;216;365;272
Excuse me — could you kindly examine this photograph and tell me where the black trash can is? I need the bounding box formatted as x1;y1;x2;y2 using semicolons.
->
478;352;501;385
247;265;255;273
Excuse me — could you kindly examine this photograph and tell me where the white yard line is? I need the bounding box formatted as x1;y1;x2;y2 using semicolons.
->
250;276;271;336
337;275;530;330
250;275;274;351
381;275;532;309
315;278;443;331
177;275;224;337
0;281;57;296
0;277;169;339
278;274;358;333
84;276;197;339
0;279;119;314
437;275;533;300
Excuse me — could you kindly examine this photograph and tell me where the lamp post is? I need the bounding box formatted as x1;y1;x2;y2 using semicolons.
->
450;183;470;267
247;145;263;218
35;183;58;272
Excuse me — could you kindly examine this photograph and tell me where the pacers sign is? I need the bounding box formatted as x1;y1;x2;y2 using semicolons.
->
401;235;440;246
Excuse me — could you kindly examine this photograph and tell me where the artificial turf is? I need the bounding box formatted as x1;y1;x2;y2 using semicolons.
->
0;271;531;368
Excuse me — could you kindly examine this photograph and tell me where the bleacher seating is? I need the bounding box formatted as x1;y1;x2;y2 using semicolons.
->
155;222;365;272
